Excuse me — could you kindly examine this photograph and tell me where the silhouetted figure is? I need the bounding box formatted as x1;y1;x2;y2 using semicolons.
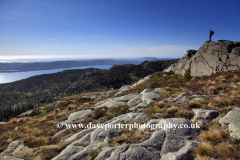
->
209;29;214;41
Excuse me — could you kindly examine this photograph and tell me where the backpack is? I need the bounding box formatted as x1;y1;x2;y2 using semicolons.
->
211;31;214;35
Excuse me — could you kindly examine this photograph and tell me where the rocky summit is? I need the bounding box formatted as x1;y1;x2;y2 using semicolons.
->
165;40;240;77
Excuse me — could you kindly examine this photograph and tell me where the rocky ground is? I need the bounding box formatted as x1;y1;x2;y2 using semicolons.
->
1;68;240;160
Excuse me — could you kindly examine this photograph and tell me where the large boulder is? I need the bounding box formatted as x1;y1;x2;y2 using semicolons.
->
159;118;200;154
96;118;200;160
60;109;91;124
93;93;139;109
192;109;219;125
1;140;19;154
160;141;198;160
0;143;29;160
219;107;240;139
165;40;240;77
93;89;161;111
12;144;29;157
127;94;142;107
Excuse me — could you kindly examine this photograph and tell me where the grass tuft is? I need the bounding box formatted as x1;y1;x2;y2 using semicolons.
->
215;142;229;158
196;142;213;156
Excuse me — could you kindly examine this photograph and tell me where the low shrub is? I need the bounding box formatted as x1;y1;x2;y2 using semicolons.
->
10;118;18;124
166;107;178;114
23;136;46;147
29;108;41;117
76;97;91;103
116;134;128;144
187;101;201;109
183;69;192;82
176;109;194;120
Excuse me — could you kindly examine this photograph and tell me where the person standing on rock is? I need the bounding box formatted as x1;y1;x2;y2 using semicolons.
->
209;29;214;41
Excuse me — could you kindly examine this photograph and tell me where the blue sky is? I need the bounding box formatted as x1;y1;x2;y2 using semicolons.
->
0;0;240;60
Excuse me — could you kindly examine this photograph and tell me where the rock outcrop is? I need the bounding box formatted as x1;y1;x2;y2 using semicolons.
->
165;40;240;77
60;109;91;125
93;89;162;112
115;76;150;96
192;109;219;125
219;107;240;139
52;113;149;160
95;118;200;160
0;141;28;160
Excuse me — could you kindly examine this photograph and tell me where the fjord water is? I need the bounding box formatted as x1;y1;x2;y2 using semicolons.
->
0;65;113;84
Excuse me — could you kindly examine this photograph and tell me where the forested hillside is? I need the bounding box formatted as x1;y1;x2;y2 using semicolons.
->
0;59;178;121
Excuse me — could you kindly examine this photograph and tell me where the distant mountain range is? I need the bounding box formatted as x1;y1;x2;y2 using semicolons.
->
0;58;177;72
0;59;178;121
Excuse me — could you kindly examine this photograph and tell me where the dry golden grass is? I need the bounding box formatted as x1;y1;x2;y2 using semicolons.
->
55;112;68;121
40;143;69;160
152;106;162;114
67;104;76;110
214;76;226;82
197;80;206;85
154;101;165;108
201;130;221;142
17;117;28;123
88;146;103;160
196;156;215;160
23;128;42;137
159;90;172;98
115;134;128;144
227;90;239;98
207;102;215;108
10;118;18;124
209;97;229;108
199;129;228;142
45;114;55;121
206;80;214;85
207;86;218;95
215;142;229;158
187;101;201;109
23;136;45;147
166;107;178;114
176;109;194;120
219;129;228;138
196;142;213;156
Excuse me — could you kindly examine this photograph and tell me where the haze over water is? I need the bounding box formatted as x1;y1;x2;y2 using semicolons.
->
0;65;113;84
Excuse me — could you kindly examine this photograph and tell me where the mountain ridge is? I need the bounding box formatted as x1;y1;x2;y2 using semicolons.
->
0;58;176;72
